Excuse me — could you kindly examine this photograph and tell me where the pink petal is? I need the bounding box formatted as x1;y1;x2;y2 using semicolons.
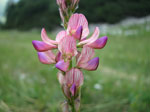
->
37;50;56;64
74;26;83;40
87;36;108;49
78;27;100;46
32;40;57;52
77;46;95;67
55;52;62;62
41;28;58;45
57;71;65;85
68;13;89;39
79;57;99;71
55;60;70;72
56;30;67;42
58;36;77;57
65;68;84;87
70;83;76;96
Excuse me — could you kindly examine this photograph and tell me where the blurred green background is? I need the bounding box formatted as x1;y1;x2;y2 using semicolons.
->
0;0;150;112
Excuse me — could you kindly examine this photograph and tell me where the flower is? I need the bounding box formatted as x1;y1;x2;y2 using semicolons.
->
76;46;99;71
58;68;84;97
67;13;108;49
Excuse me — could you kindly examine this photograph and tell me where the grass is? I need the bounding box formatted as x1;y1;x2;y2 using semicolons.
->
0;25;150;112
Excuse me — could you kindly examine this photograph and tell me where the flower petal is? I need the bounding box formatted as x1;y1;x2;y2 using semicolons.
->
55;52;62;62
77;46;95;67
87;36;108;49
78;27;100;46
41;28;57;45
79;57;99;71
55;60;70;72
65;68;84;87
58;36;77;57
37;50;56;64
70;83;76;96
68;13;89;39
32;40;57;52
57;71;65;85
74;26;83;40
56;30;67;42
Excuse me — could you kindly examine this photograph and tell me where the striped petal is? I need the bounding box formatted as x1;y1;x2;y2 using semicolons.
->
55;52;62;62
78;27;100;46
41;28;58;45
37;50;56;64
32;40;57;52
57;71;65;85
87;36;108;49
58;36;77;57
55;60;70;72
79;57;99;71
68;13;89;39
65;68;84;87
56;30;67;42
77;46;95;67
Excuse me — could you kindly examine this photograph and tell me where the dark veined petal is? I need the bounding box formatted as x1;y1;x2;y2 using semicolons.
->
87;36;108;49
32;40;57;52
57;71;65;85
41;28;58;45
77;46;95;67
37;50;56;64
65;68;84;87
79;57;99;71
78;27;100;46
55;60;70;72
58;35;77;57
56;30;67;43
68;13;89;39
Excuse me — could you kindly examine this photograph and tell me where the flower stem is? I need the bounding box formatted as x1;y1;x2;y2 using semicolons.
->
70;98;76;112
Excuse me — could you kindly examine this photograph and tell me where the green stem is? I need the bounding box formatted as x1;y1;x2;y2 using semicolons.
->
70;98;76;112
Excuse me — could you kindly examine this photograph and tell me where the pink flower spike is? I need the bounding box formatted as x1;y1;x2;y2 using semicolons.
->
79;57;99;71
65;68;84;87
87;36;108;49
68;13;89;39
78;27;100;46
58;36;77;57
70;83;76;96
41;28;58;45
56;30;67;43
32;40;57;52
77;46;95;67
55;60;70;72
38;51;56;64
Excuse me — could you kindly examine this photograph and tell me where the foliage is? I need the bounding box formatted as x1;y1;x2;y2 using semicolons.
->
4;0;150;30
4;0;60;30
